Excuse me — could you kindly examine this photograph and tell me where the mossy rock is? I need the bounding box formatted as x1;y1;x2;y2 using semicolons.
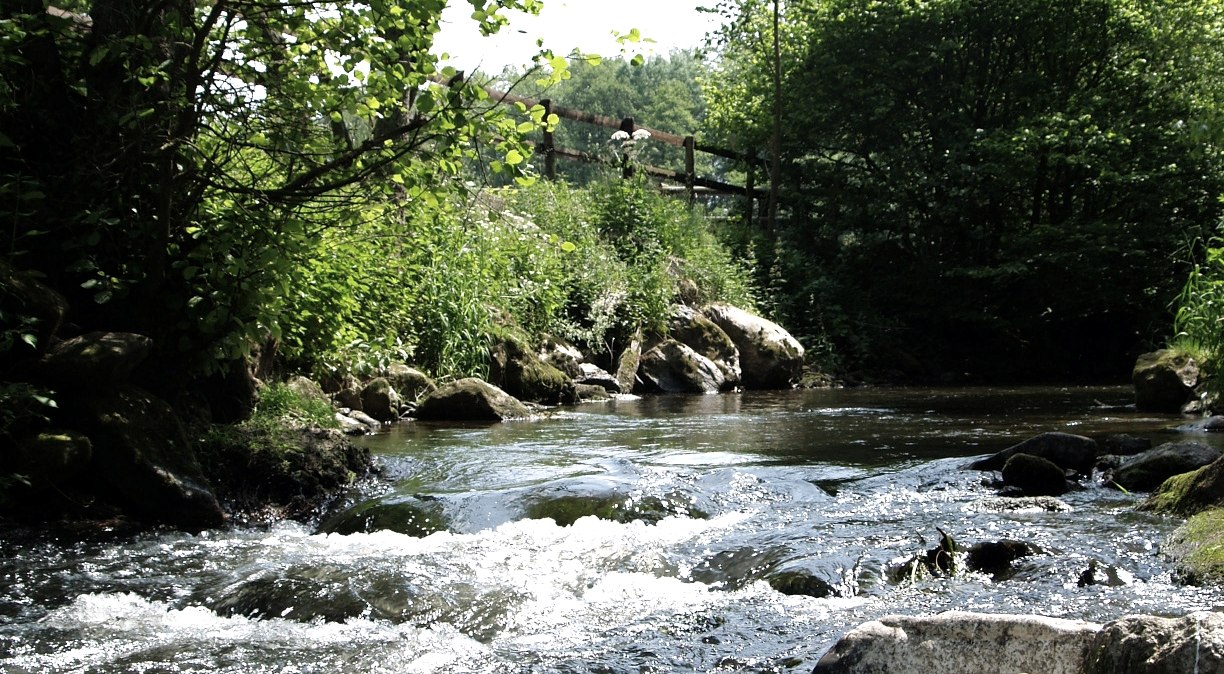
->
524;489;706;526
1143;455;1224;516
488;331;572;405
1162;508;1224;585
197;423;372;523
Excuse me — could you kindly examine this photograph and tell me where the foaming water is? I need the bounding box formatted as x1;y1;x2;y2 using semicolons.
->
3;386;1223;673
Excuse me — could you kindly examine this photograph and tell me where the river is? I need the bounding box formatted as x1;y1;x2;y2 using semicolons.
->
2;386;1222;673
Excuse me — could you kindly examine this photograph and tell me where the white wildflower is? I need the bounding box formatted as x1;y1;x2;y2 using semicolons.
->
611;130;630;141
631;128;651;140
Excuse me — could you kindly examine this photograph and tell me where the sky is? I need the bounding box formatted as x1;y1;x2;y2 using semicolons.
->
433;1;722;72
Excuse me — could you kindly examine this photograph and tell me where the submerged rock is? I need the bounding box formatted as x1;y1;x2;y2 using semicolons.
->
813;611;1100;674
317;495;450;537
966;540;1039;579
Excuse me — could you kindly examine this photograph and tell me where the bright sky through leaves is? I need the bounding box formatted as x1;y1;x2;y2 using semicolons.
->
434;1;720;71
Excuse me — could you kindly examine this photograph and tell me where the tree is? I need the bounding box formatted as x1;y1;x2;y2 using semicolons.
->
0;0;552;392
705;0;1224;380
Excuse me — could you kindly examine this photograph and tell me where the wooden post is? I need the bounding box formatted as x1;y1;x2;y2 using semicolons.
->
683;135;696;206
620;117;635;179
745;156;756;225
541;99;556;181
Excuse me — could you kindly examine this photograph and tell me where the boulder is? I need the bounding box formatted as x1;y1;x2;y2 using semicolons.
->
965;431;1097;477
638;339;726;393
573;383;611;402
414;378;530;422
360;377;401;422
1161;508;1224;585
37;331;152;387
1001;453;1068;496
11;430;93;480
614;329;644;394
1085;612;1224;674
1101;434;1153;456
62;385;225;530
667;305;741;386
1109;441;1222;493
1133;349;1199;413
537;336;584;379
196;425;372;524
489;334;572;405
813;612;1101;674
577;362;621;393
703;303;804;389
965;540;1038;579
285;375;328;404
383;364;436;402
317;495;450;537
1143;454;1224;516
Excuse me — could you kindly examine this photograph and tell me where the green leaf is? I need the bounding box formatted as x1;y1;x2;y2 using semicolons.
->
505;149;524;165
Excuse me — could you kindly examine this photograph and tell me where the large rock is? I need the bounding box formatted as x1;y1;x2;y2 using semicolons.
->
1109;441;1222;493
1001;453;1068;496
638;339;726;393
1085;612;1224;673
1144;454;1224;515
62;386;225;530
37;331;153;387
577;362;621;394
537;336;584;379
360;377;401;422
1160;509;1224;585
966;431;1097;476
414;378;530;422
383;364;436;402
667;305;741;386
703;303;803;389
813;611;1100;674
489;334;572;405
1133;349;1199;413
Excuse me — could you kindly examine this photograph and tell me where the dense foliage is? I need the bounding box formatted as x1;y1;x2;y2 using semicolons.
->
1;0;550;392
705;0;1224;381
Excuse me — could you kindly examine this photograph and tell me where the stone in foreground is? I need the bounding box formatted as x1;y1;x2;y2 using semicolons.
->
812;611;1100;674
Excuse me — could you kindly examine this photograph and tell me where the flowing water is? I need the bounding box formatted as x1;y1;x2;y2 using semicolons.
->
3;386;1224;673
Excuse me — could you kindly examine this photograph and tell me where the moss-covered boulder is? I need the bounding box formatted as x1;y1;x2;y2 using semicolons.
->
668;305;741;386
197;424;372;524
63;385;225;530
615;328;643;393
414;378;530;422
1133;349;1199;413
488;333;572;405
37;331;152;387
1144;455;1224;516
383;364;436;402
1160;509;1224;585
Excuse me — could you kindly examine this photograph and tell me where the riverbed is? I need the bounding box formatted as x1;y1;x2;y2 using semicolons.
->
2;386;1221;673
